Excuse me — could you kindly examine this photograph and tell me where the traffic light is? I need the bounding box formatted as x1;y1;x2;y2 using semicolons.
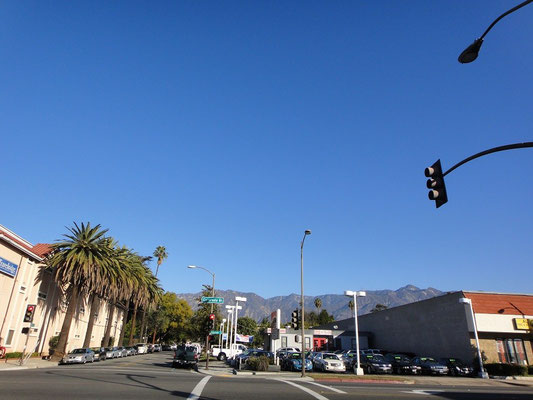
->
291;309;299;329
425;159;448;208
209;314;215;321
23;304;36;323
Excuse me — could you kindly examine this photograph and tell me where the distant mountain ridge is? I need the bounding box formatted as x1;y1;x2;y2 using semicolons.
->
176;285;444;322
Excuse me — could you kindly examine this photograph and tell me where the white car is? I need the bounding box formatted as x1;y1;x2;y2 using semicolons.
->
135;343;148;354
62;348;94;364
313;353;346;372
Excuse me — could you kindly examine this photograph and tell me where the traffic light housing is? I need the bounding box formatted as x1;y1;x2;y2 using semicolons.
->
291;309;299;329
209;313;215;321
425;159;448;208
23;304;36;323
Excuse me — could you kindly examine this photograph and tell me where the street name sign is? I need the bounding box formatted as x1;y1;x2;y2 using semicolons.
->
201;296;224;304
210;330;222;335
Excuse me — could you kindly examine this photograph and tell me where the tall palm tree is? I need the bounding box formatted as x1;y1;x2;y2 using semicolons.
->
153;246;168;277
44;222;112;360
348;300;355;312
150;246;167;343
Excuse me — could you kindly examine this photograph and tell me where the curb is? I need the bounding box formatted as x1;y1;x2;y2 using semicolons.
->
313;377;414;385
0;366;29;372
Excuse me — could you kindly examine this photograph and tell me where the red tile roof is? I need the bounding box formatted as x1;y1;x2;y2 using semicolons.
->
0;227;42;260
32;243;52;257
464;292;533;316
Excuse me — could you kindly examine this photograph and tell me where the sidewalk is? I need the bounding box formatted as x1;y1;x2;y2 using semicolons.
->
0;357;57;372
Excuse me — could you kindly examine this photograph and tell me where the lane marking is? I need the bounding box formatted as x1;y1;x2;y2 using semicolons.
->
188;375;212;400
401;390;445;396
274;379;329;400
307;381;347;394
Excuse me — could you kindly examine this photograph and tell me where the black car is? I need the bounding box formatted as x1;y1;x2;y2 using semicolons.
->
90;347;107;361
412;357;449;375
438;358;474;376
173;345;199;370
384;353;421;375
358;354;392;374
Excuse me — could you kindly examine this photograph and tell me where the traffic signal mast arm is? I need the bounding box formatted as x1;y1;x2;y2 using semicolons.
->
441;142;533;178
426;142;533;208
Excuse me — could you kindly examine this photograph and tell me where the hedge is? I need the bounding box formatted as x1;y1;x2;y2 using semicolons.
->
247;356;270;371
5;352;39;359
484;363;528;376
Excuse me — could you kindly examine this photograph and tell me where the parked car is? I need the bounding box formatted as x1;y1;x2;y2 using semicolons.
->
385;354;421;375
90;347;107;361
358;354;393;374
135;343;148;354
438;358;474;376
170;343;178;351
411;357;449;375
61;348;94;364
235;350;273;370
126;346;137;356
153;344;161;352
173;345;199;369
162;344;172;351
280;352;313;372
147;344;154;353
117;346;128;357
104;347;120;359
313;353;346;373
360;349;383;356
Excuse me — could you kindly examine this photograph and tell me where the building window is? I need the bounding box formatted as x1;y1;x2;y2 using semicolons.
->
79;307;85;314
305;337;311;350
38;292;48;300
281;336;287;347
19;285;27;294
5;329;15;346
496;339;529;365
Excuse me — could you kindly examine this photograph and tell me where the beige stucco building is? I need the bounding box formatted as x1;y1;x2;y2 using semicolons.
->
0;224;125;355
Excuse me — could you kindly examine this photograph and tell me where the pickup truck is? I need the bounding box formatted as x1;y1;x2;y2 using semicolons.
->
173;345;199;370
211;344;247;361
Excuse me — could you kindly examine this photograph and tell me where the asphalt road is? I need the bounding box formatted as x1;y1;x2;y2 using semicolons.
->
1;352;532;399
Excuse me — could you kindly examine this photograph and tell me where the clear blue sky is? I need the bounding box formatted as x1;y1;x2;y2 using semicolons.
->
2;1;533;298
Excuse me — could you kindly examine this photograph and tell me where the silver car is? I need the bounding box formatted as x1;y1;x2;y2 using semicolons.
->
62;348;94;364
313;353;346;372
105;347;120;358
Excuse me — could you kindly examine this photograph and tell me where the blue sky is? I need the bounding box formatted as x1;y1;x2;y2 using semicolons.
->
2;1;533;298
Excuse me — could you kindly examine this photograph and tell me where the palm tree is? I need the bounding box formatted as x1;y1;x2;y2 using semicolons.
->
150;246;167;343
348;300;355;312
153;246;168;277
314;298;322;313
44;222;112;360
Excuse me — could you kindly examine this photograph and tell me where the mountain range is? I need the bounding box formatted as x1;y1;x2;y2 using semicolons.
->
177;285;444;322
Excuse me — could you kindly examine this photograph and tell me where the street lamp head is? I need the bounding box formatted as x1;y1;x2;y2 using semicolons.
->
305;230;312;235
222;318;226;323
357;291;367;297
235;296;247;302
458;38;484;64
187;265;197;269
344;290;355;297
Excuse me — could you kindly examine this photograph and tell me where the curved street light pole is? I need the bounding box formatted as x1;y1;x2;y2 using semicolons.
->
300;229;311;377
458;0;533;63
187;265;215;370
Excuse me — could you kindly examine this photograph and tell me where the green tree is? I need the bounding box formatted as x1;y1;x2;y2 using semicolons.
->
237;316;257;336
150;246;168;343
348;300;355;312
44;222;113;360
314;298;322;313
370;303;388;313
189;285;222;342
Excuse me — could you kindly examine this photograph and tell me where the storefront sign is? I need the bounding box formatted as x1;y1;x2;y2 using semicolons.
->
313;329;332;335
514;318;533;330
0;256;18;278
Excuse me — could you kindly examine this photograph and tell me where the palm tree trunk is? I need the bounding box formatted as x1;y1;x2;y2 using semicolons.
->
118;307;127;346
139;309;147;342
102;303;115;347
129;304;138;346
52;285;80;361
83;294;99;348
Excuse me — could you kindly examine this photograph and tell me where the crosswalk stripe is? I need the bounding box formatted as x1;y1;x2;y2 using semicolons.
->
274;379;330;400
188;376;212;400
307;381;347;394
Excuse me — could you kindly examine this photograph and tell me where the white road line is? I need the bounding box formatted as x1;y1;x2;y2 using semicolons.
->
188;375;212;400
401;390;445;396
306;381;347;394
275;379;329;400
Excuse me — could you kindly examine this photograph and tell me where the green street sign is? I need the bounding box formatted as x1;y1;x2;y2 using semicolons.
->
201;296;224;304
210;330;222;335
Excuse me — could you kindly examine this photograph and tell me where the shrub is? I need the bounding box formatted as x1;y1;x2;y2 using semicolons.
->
247;356;269;371
485;363;528;376
5;352;39;359
48;335;60;354
528;366;533;376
